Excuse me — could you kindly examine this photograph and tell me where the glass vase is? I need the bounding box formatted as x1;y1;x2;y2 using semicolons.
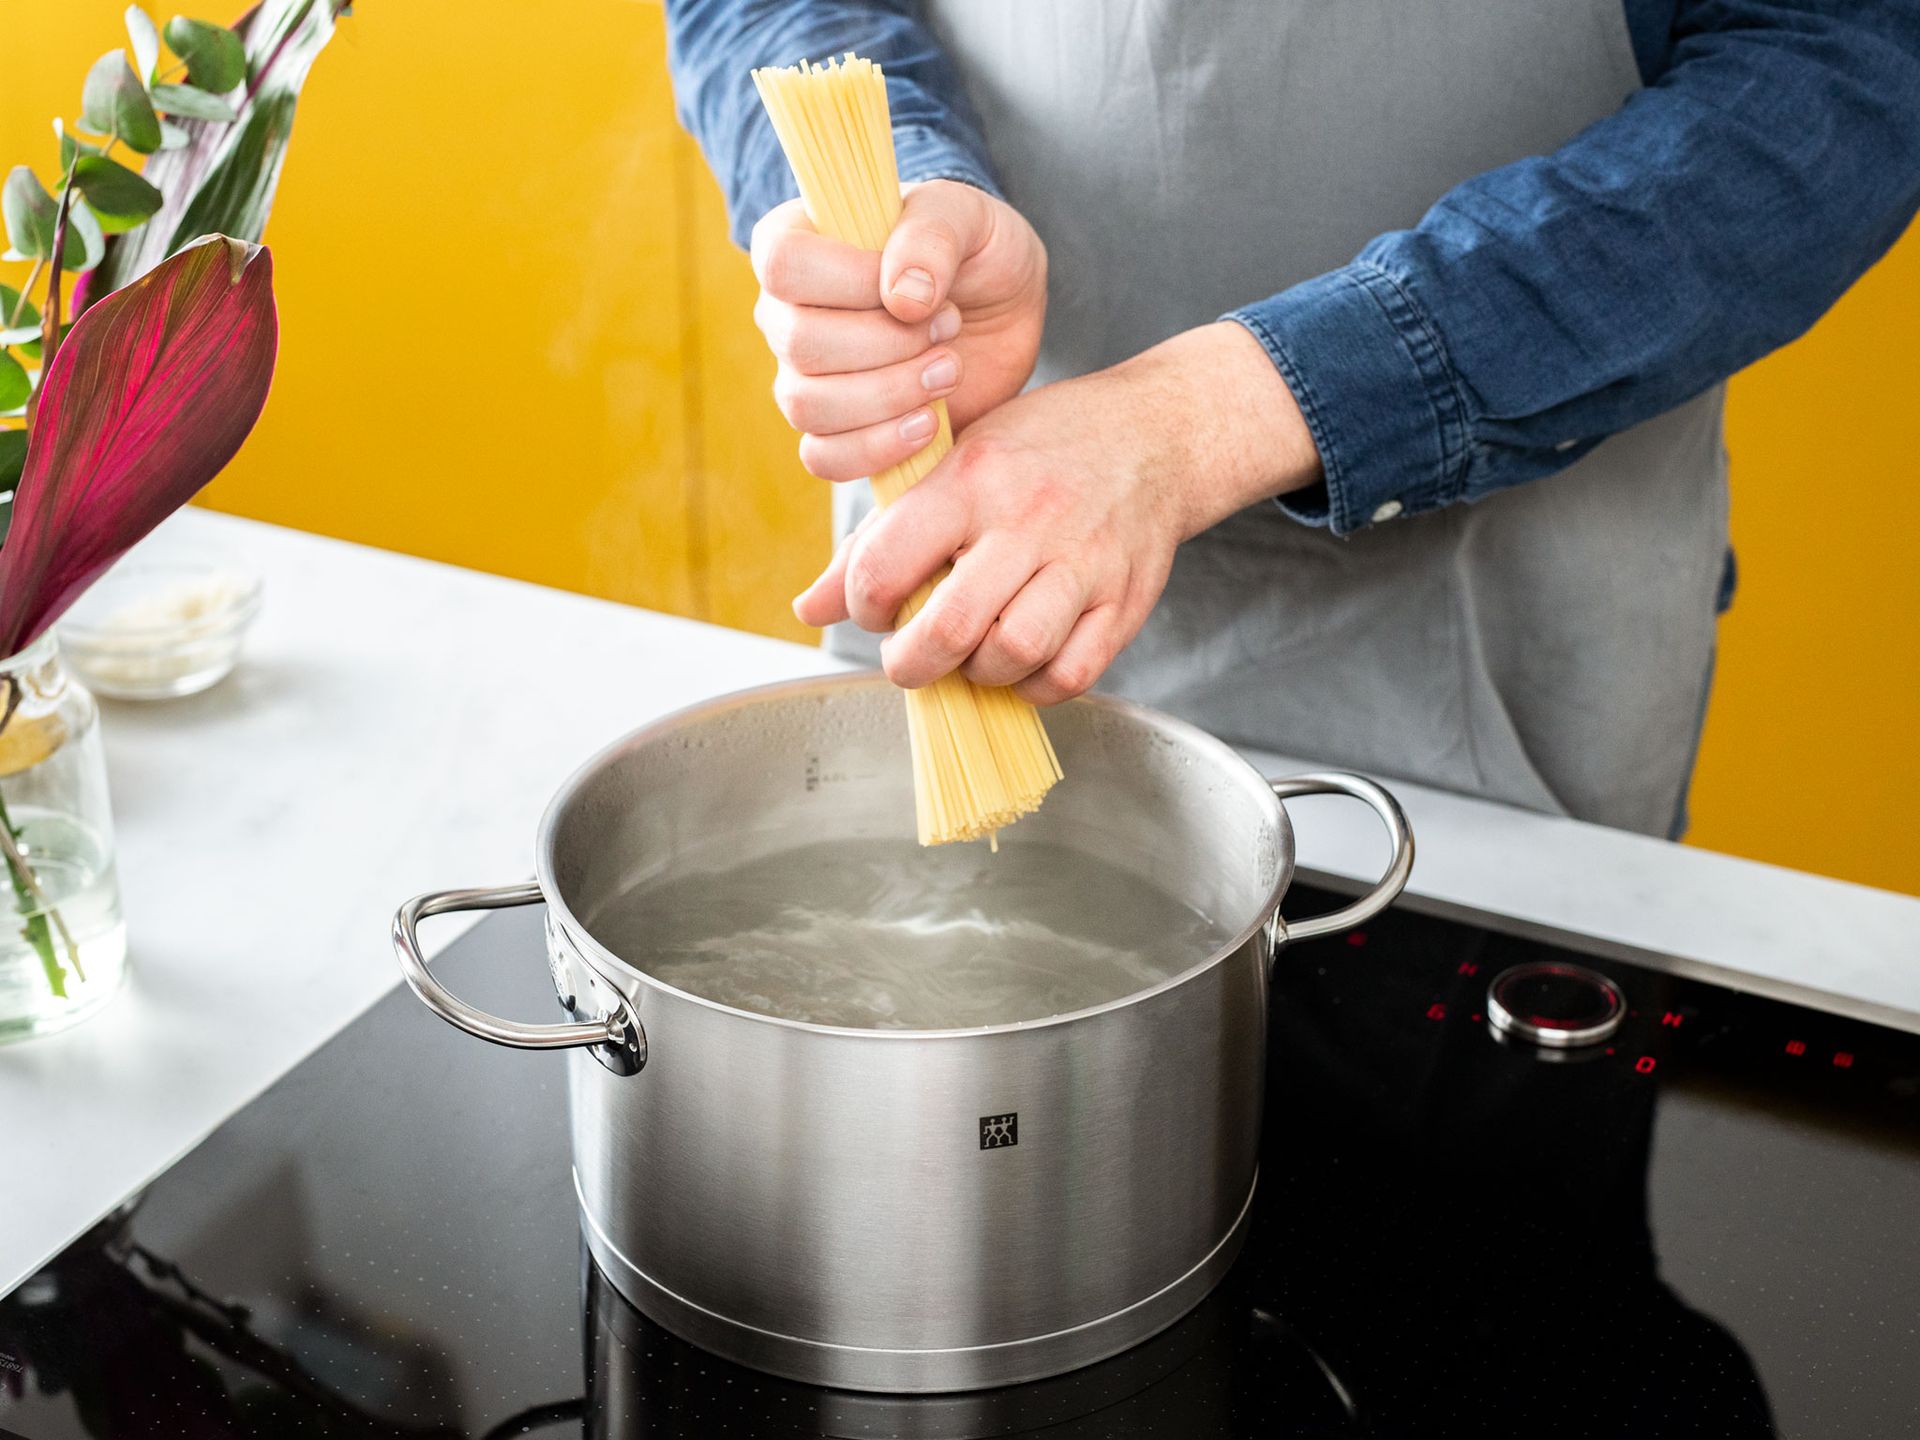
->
0;634;127;1043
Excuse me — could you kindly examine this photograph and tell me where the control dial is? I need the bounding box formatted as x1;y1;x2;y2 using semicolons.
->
1486;961;1625;1049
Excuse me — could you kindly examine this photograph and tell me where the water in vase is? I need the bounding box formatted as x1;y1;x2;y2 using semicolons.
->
0;809;128;1042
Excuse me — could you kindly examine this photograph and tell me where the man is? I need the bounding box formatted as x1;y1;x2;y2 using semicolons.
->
664;1;1920;836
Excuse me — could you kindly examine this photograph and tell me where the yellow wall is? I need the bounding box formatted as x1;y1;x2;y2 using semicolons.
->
1687;242;1920;895
6;2;1916;894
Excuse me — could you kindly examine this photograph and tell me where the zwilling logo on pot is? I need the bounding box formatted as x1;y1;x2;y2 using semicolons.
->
979;1113;1018;1149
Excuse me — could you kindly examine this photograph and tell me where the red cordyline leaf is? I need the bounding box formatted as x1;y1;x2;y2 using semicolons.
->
0;236;276;656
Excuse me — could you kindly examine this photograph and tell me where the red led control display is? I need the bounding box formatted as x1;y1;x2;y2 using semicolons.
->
1785;1040;1807;1057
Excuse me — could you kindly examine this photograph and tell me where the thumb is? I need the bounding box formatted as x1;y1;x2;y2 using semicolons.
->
794;534;852;628
878;181;990;324
793;504;879;628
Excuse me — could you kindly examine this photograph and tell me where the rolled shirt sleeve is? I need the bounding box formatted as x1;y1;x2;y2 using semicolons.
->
664;0;1003;249
1228;0;1920;535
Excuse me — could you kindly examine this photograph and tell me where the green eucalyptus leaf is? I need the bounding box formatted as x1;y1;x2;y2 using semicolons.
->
67;200;106;274
3;169;62;262
159;120;191;150
0;355;29;415
0;288;40;331
53;120;102;174
126;5;161;84
73;155;164;233
149;83;237;122
85;0;347;300
0;288;38;353
0;430;25;496
163;18;247;94
2;291;43;359
81;51;163;155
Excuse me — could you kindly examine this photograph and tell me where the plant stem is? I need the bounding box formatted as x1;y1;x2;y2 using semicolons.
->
0;675;85;990
0;787;64;998
5;262;42;328
26;162;80;430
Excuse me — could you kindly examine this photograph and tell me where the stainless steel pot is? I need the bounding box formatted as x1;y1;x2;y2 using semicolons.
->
392;673;1412;1393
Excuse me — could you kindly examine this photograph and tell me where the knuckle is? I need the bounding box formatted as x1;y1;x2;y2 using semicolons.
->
796;434;837;479
1015;675;1062;707
783;321;825;374
952;433;1005;479
1046;652;1099;700
771;371;811;428
993;617;1051;672
925;601;978;658
753;293;793;354
862;424;908;474
846;546;895;617
748;214;775;273
758;236;801;300
910;216;961;270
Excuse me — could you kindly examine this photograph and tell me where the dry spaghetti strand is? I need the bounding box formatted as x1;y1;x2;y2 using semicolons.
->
753;55;1062;845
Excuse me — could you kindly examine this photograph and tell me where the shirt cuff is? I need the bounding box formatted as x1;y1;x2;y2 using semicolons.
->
892;124;1004;201
1226;263;1471;536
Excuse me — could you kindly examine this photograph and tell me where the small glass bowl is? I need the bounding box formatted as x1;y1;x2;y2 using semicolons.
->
59;551;263;701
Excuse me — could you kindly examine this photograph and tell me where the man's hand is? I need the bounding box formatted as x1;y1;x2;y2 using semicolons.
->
751;180;1046;480
794;322;1325;704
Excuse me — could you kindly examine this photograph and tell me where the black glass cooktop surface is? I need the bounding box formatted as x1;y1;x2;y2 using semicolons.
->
3;886;1918;1439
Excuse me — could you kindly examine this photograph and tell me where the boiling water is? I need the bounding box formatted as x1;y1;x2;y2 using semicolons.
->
589;839;1233;1030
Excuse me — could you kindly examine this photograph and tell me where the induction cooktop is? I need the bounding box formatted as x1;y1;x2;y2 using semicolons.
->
3;885;1917;1439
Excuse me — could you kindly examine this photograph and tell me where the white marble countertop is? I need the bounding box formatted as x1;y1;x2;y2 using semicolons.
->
1;509;1915;1298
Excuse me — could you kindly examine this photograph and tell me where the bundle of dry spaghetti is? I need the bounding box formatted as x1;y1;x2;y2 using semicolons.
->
753;54;1061;847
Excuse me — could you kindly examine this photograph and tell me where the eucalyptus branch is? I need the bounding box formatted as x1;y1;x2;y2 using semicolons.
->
28;160;81;423
5;262;42;329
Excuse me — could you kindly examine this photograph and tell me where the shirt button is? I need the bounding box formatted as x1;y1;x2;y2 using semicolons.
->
1371;500;1404;523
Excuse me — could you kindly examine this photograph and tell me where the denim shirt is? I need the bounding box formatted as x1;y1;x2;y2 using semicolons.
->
665;1;1920;535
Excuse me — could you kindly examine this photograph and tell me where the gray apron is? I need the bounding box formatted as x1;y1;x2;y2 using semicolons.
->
831;0;1729;838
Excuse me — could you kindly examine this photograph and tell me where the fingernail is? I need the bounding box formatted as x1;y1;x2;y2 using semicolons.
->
899;409;936;442
928;306;961;344
920;355;958;392
891;267;935;304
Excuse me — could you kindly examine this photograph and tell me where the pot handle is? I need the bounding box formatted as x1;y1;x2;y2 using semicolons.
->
391;882;646;1075
1269;774;1416;945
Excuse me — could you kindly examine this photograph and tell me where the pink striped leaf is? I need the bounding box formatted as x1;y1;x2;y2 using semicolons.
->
0;235;276;655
